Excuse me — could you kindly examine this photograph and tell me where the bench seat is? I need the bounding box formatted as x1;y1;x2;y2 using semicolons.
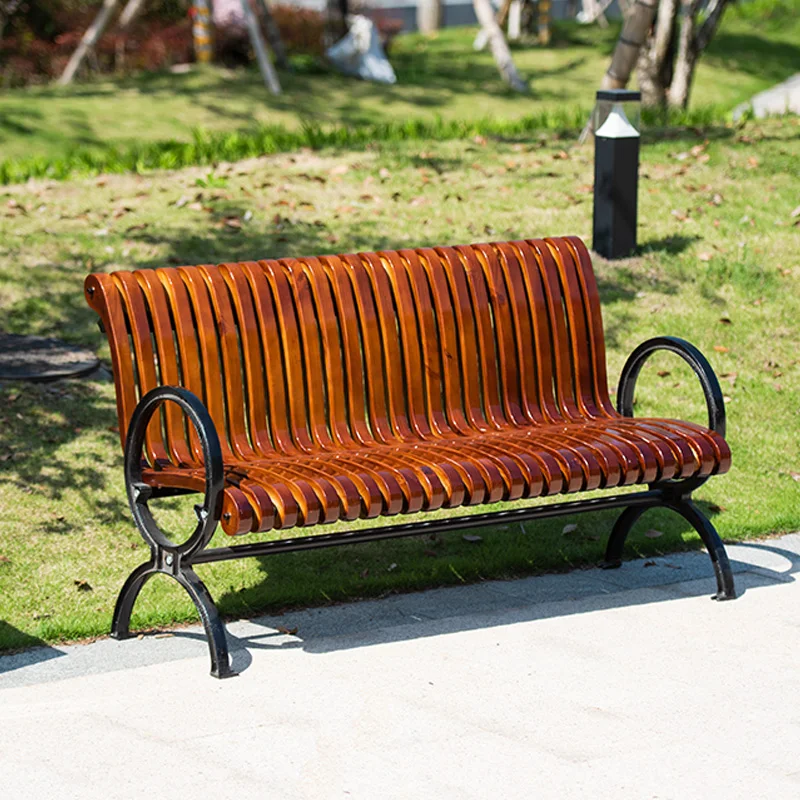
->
142;416;729;535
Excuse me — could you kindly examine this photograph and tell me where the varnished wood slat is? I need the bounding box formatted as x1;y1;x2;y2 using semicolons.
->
86;237;732;535
134;271;194;468
84;273;137;449
113;272;170;467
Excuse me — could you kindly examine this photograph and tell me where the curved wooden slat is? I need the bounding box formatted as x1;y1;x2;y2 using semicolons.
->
87;237;732;534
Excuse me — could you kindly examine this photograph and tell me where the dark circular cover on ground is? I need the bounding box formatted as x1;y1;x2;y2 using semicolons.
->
0;333;100;382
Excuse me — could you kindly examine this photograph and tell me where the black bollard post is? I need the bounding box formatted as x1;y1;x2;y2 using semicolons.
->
592;89;641;260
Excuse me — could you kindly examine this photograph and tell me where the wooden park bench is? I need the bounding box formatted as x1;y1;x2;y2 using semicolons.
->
85;236;734;678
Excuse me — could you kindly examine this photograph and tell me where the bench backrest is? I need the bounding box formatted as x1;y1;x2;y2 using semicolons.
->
85;237;616;465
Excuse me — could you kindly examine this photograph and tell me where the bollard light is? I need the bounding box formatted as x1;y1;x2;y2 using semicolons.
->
592;89;641;260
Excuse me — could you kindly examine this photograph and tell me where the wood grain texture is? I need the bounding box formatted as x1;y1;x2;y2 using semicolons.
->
85;237;732;535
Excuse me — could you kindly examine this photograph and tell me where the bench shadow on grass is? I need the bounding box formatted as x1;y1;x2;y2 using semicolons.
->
0;623;63;675
177;526;800;675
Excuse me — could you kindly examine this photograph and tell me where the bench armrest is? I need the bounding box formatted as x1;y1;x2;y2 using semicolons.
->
616;336;726;438
124;386;224;557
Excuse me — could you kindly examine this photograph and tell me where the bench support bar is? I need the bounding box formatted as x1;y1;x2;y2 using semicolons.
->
191;489;663;564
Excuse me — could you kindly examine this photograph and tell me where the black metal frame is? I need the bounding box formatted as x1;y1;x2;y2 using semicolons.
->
112;337;735;678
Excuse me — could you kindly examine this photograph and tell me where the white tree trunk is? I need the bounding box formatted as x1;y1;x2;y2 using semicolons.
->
417;0;443;35
473;0;528;92
636;0;677;107
669;0;731;108
239;0;281;94
508;0;522;41
58;0;120;85
254;0;289;69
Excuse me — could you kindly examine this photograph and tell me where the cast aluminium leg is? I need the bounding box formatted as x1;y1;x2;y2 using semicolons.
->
111;558;235;679
670;498;735;601
602;505;648;569
110;559;157;639
116;386;234;677
608;336;735;599
602;498;735;600
174;567;234;678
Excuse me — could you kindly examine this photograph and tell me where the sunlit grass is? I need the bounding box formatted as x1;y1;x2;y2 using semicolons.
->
0;116;798;652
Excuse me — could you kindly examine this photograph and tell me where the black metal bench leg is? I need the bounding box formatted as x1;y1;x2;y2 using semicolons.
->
602;497;736;601
173;566;236;679
111;560;158;640
111;559;236;678
602;505;647;569
670;498;736;601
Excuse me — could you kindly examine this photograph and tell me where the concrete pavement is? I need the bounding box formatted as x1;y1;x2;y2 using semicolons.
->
1;534;799;799
733;73;800;119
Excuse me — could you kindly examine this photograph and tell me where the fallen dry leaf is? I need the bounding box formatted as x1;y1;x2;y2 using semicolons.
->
277;625;299;636
0;554;10;564
462;534;483;543
789;472;800;483
698;252;713;262
719;316;732;325
657;370;671;378
330;164;349;176
562;523;578;534
645;529;664;539
74;579;93;592
713;345;729;353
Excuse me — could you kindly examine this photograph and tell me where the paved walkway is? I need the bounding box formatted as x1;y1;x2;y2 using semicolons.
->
733;72;800;119
2;534;799;799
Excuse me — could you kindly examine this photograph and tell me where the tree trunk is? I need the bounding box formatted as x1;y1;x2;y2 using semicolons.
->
473;0;528;92
417;0;443;35
537;0;552;44
0;1;22;47
115;0;147;71
669;0;731;108
239;0;281;94
58;0;121;85
508;0;522;41
636;0;677;107
254;0;289;69
325;0;348;48
600;0;658;90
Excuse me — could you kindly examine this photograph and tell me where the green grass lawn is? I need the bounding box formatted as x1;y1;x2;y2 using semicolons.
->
0;115;798;652
1;11;798;166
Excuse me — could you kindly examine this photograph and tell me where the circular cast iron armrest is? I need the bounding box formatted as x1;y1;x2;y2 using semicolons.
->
124;386;224;560
616;335;726;439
